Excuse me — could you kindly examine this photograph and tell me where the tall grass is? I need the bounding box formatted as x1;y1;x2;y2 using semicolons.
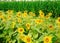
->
0;1;60;17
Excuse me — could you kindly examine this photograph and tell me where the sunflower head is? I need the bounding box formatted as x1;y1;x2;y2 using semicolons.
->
56;17;60;24
0;11;2;16
48;24;54;30
48;13;52;16
39;10;44;18
22;13;27;18
26;23;30;30
24;35;32;43
7;10;13;15
22;10;28;17
44;36;52;43
11;22;16;28
8;15;12;20
19;34;25;40
2;18;6;22
29;12;35;17
16;12;21;17
17;18;22;23
35;19;43;24
0;12;3;18
29;12;33;15
45;15;50;19
18;28;24;34
24;10;27;13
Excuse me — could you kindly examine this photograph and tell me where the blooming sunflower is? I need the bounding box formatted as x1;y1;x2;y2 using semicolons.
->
56;17;60;24
22;11;28;18
16;12;22;17
29;12;35;17
0;15;6;22
35;19;43;24
0;15;4;19
17;18;22;23
26;23;30;30
48;13;52;16
7;15;11;20
11;22;16;28
39;10;44;18
57;24;60;28
24;35;32;43
43;36;52;43
48;24;54;31
2;18;6;22
45;13;52;19
0;12;4;19
19;34;25;41
18;28;24;34
6;10;13;15
45;15;50;19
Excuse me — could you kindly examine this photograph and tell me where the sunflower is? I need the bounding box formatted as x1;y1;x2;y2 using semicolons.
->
57;24;60;28
45;15;50;19
0;12;4;19
22;11;28;18
6;10;13;15
29;12;33;15
24;35;32;43
2;18;6;22
17;18;22;23
16;12;21;17
24;10;27;13
48;24;54;30
35;19;43;24
29;12;35;17
0;15;6;22
32;13;36;16
22;13;28;18
26;23;30;30
43;36;52;43
48;13;52;16
39;10;44;18
7;15;11;20
19;34;25;40
18;28;24;34
11;22;16;28
56;17;60;24
45;13;52;19
0;15;4;19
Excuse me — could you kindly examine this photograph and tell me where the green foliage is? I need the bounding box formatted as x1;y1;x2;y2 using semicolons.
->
0;1;60;17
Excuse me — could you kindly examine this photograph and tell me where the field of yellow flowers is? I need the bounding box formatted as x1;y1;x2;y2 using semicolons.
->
0;10;60;43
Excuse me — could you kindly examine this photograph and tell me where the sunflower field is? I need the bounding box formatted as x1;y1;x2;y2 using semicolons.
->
0;0;60;43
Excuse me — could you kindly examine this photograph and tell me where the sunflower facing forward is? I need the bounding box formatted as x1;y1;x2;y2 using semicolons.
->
16;12;22;17
43;36;52;43
39;10;45;18
48;24;54;31
35;19;43;24
18;28;24;34
24;35;32;43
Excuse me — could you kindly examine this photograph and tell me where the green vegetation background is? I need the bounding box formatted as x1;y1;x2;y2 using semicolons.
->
0;1;60;17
